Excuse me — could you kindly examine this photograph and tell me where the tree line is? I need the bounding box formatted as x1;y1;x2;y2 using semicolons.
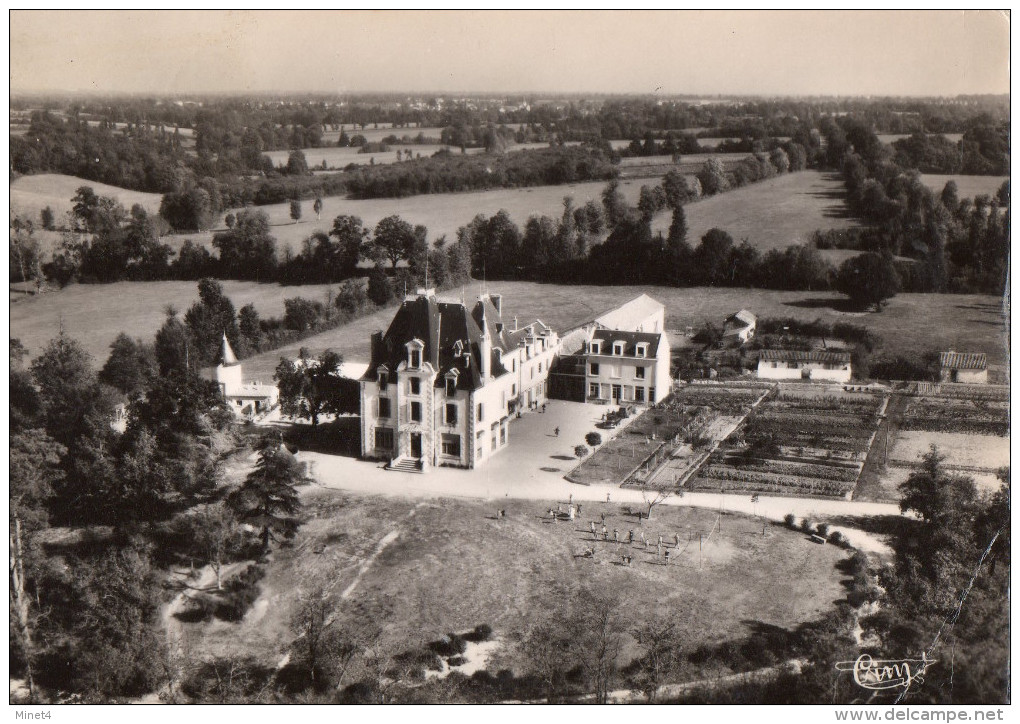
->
819;115;1009;295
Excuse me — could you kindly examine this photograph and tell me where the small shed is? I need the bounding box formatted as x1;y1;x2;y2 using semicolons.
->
723;309;757;344
938;351;988;384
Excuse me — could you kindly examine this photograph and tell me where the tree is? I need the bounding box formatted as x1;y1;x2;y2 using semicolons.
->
564;589;623;704
899;445;978;527
627;610;688;701
60;544;165;700
329;215;369;279
367;265;393;306
585;432;603;449
227;440;306;552
238;303;263;354
697;158;730;196
372;215;416;270
30;330;100;446
835;252;901;310
286;150;309;176
184;278;240;365
973;470;1010;576
154;308;198;376
335;279;368;316
693;228;735;286
275;349;356;426
10;430;64;701
187;503;242;590
289;199;302;224
641;489;674;520
212;209;277;281
312;196;323;221
40;206;55;231
574;445;589;460
99;333;158;398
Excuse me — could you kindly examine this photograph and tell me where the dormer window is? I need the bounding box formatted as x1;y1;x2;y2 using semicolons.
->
377;367;389;390
591;341;601;355
613;342;625;356
453;340;464;357
407;339;424;369
445;370;459;396
635;343;648;358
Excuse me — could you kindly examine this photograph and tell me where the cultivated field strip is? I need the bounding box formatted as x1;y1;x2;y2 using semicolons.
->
690;391;885;499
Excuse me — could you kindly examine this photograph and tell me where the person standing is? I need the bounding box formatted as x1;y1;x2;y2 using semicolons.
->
628;530;634;544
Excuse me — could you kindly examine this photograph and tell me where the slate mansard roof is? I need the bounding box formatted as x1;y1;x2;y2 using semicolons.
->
364;294;512;392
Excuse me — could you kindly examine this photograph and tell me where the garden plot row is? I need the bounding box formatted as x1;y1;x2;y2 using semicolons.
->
688;394;880;498
692;473;853;499
902;397;1009;436
666;386;768;415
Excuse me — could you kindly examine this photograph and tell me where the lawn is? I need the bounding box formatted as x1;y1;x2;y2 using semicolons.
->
889;430;1009;471
918;174;1008;200
9;280;335;362
11;173;164;221
674;170;860;253
181;489;851;685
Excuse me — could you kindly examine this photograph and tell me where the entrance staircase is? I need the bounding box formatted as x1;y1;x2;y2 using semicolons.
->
386;456;425;474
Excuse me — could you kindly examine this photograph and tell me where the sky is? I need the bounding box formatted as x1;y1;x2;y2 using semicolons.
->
9;10;1011;97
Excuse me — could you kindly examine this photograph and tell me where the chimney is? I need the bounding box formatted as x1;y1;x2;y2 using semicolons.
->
479;306;491;380
513;316;518;332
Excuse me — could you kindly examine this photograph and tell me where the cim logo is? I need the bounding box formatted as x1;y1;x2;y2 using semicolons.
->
835;653;936;691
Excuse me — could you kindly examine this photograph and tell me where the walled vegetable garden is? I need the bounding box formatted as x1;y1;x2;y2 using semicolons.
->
689;390;886;499
901;397;1009;436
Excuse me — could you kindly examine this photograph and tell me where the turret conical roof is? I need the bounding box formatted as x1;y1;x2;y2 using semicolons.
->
218;333;239;366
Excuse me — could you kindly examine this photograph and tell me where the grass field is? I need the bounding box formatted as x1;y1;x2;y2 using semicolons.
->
877;133;964;145
676;170;860;254
236;282;1007;383
9;280;335;362
183;488;850;680
11;173;165;221
889;430;1009;471
919;174;1008;200
12;168;855;265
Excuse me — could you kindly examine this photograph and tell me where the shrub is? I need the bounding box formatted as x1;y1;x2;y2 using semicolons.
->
800;518;815;533
828;531;849;548
215;563;266;622
783;513;797;528
465;623;494;642
816;523;831;538
448;656;468;667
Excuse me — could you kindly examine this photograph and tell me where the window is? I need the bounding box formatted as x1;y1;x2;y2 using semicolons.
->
374;427;394;451
538;362;543;373
613;342;625;356
512;384;516;396
635;387;645;402
446;377;457;396
445;403;457;425
378;398;392;418
635;366;646;379
591;341;601;355
477;403;484;422
409;377;420;394
491;422;499;449
500;422;507;445
589;382;600;398
410;349;421;368
612;384;621;401
590;363;600;375
635;344;647;358
410;401;422;422
378;370;389;390
649;387;655;402
512;358;516;372
441;434;461;457
477;446;483;459
610;365;622;379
